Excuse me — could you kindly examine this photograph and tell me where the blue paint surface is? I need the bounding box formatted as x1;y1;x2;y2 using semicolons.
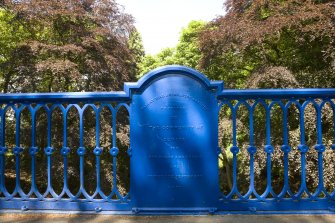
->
0;65;335;214
130;71;221;211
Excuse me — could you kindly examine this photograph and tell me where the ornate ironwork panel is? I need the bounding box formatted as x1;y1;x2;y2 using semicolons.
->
0;65;334;214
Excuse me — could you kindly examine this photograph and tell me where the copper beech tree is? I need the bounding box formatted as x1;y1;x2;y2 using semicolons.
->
200;0;335;89
200;0;335;194
0;0;140;195
1;0;139;93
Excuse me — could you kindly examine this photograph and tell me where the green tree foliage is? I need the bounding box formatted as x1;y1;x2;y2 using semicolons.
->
138;47;176;78
199;0;335;88
0;8;30;92
0;0;141;195
199;0;335;193
138;20;205;77
174;20;206;68
0;0;139;93
128;29;145;72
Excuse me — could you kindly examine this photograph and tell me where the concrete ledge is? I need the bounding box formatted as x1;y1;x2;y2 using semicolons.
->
1;213;335;223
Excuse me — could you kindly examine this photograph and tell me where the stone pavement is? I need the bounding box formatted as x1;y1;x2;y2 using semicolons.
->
1;213;335;223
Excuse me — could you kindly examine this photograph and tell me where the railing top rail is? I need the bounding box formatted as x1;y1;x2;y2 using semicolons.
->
218;88;335;100
0;91;129;103
2;88;335;103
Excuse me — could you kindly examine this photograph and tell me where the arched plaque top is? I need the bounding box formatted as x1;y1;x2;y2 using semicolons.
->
124;65;224;95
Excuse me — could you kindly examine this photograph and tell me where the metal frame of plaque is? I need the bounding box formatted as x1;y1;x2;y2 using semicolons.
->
127;66;224;213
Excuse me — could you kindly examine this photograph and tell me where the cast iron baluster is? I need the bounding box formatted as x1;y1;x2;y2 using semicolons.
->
28;105;43;199
246;102;255;199
295;101;312;199
118;103;131;201
0;107;8;198
261;101;276;199
43;105;57;199
59;105;72;200
226;102;241;199
244;102;262;200
278;101;293;199
109;105;122;200
75;104;90;200
92;104;106;201
13;105;25;199
313;100;327;198
217;101;233;200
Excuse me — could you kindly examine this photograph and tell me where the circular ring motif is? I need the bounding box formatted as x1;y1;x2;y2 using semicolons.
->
110;147;119;156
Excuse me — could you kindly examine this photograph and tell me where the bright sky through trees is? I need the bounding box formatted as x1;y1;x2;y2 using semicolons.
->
117;0;225;55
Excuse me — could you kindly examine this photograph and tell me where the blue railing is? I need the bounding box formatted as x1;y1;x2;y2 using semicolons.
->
217;89;335;213
0;66;335;214
0;93;132;212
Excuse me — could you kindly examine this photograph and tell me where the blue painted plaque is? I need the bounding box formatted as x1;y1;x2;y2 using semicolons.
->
129;66;223;212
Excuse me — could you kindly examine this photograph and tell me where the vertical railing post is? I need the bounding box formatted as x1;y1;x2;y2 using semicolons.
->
262;102;275;198
0;108;8;195
296;102;310;198
60;105;71;198
13;106;24;198
314;103;326;198
227;104;239;198
245;104;258;199
279;102;292;198
93;107;103;199
110;106;120;199
44;106;56;198
28;105;41;198
76;105;89;199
